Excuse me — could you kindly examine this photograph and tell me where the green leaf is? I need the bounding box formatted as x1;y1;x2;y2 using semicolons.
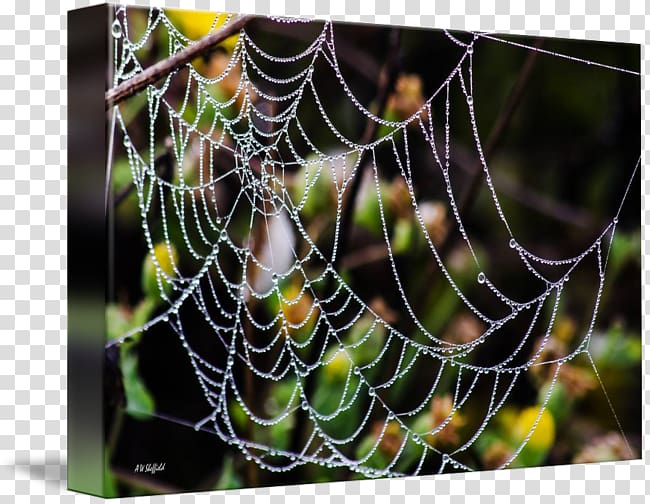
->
141;243;178;299
106;304;131;341
353;177;392;237
214;455;242;490
392;218;414;254
120;345;155;420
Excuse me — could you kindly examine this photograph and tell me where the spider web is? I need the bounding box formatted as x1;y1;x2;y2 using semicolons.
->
108;6;639;478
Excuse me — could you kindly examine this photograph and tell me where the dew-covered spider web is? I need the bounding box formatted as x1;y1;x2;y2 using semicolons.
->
108;6;640;479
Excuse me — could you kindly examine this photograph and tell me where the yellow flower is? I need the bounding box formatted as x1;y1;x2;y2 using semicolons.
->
553;316;577;343
166;9;239;53
323;348;349;383
513;406;555;452
281;282;316;327
142;242;178;298
151;242;178;277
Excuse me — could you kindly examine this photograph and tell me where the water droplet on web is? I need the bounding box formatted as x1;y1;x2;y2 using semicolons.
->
227;356;234;367
220;229;228;241
613;216;619;224
353;367;360;375
368;387;375;397
123;136;131;148
301;400;309;410
477;272;486;284
111;19;122;38
467;45;474;55
509;238;517;248
466;95;473;105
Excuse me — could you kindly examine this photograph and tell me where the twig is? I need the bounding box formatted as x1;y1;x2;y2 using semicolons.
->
457;38;544;219
412;38;543;316
106;14;255;109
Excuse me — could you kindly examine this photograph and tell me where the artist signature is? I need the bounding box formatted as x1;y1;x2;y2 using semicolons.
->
134;462;166;475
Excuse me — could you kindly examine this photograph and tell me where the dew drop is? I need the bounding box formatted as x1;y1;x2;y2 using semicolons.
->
467;45;474;55
220;229;228;241
111;19;122;38
301;400;309;410
509;238;517;249
122;136;131;148
368;387;375;397
353;367;360;376
466;95;473;105
227;356;234;367
613;216;619;224
477;272;486;284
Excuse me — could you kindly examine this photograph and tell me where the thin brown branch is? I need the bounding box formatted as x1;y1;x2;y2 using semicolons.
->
106;14;255;109
412;39;544;320
456;38;544;218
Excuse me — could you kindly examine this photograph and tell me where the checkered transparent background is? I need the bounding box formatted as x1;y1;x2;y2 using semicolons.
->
0;0;647;502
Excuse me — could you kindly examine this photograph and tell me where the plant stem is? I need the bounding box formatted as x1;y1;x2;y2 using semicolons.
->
106;14;255;109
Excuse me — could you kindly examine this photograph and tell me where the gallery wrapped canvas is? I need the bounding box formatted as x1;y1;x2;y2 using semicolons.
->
68;4;641;497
